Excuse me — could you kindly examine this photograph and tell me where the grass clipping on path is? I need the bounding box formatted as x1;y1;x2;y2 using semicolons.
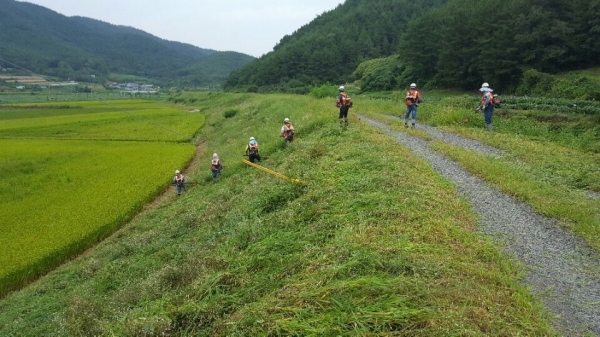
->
0;93;553;336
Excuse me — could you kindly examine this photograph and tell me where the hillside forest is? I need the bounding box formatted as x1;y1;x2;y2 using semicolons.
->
0;0;254;86
224;0;600;97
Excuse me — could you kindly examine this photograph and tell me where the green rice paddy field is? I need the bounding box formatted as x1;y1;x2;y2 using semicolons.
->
0;100;203;295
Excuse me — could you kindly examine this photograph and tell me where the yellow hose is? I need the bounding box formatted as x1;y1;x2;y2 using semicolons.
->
242;160;304;185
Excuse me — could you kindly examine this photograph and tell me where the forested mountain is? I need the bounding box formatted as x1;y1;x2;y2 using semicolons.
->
0;0;254;85
224;0;600;92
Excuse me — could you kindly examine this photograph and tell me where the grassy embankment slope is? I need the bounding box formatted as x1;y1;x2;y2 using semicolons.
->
0;93;555;336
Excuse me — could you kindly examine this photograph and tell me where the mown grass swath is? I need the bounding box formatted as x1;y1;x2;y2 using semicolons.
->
0;93;555;336
0;100;200;296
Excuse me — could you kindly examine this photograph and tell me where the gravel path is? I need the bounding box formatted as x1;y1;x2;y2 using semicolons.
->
382;115;505;158
383;114;600;200
358;115;600;336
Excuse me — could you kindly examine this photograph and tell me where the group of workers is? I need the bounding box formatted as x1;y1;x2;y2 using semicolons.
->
174;82;494;195
335;83;424;129
403;82;498;130
244;117;296;163
173;118;295;195
338;82;496;131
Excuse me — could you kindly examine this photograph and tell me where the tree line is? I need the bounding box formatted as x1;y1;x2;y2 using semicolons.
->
224;0;600;95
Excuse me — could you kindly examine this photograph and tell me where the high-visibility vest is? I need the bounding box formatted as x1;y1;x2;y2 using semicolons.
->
281;123;294;137
405;90;421;104
337;92;349;107
211;159;221;171
248;142;258;154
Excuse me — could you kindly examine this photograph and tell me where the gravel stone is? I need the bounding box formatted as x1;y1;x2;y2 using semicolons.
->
359;115;600;336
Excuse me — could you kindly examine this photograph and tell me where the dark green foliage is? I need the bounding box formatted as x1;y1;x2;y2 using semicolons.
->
353;55;406;92
400;0;600;91
224;0;448;92
225;0;600;94
0;0;254;86
501;96;600;115
552;76;600;101
515;69;600;101
223;109;238;119
517;70;556;96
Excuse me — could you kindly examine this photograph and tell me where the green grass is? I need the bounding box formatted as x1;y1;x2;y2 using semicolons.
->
0;93;555;336
357;93;600;188
359;96;600;250
556;67;600;79
430;141;600;252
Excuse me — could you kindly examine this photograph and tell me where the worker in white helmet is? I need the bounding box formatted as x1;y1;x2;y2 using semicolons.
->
478;82;495;131
245;136;261;163
336;85;353;128
404;83;422;128
172;169;186;196
280;117;295;143
210;153;223;183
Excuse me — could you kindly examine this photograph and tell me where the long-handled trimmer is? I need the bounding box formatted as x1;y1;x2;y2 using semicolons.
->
242;159;304;185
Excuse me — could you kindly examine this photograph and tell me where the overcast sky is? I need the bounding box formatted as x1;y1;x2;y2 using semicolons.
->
20;0;345;58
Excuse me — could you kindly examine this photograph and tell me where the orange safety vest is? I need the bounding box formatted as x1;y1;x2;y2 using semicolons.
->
337;92;350;107
211;159;221;171
282;123;294;137
248;142;258;154
405;89;421;106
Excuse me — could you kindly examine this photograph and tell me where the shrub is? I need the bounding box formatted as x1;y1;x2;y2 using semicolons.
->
517;69;555;96
310;83;338;99
552;76;600;101
223;109;238;118
354;55;404;92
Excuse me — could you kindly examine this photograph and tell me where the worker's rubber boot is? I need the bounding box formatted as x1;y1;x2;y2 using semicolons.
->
486;123;492;131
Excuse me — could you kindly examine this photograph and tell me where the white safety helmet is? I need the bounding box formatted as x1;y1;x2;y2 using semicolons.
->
213;153;218;158
480;82;493;92
175;170;180;174
250;137;255;141
338;85;345;92
410;83;416;88
284;118;290;123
